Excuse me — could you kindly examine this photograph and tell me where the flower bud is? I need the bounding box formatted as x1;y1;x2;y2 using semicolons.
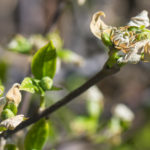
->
1;109;15;120
101;33;112;47
4;102;17;115
40;77;53;91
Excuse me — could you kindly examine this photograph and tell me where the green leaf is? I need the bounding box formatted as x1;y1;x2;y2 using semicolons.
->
57;49;84;65
31;42;57;79
8;35;32;54
20;77;44;95
24;118;49;150
71;116;98;134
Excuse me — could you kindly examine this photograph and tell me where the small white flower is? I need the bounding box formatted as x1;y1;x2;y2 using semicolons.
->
112;104;134;122
85;86;104;102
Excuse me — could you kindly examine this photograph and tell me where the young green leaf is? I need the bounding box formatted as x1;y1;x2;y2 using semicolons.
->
8;35;32;54
24;118;49;150
31;42;57;79
57;49;84;66
20;77;44;95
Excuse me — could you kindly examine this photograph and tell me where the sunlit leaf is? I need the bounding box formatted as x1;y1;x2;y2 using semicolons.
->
24;118;49;150
31;42;57;79
57;49;84;66
20;77;45;95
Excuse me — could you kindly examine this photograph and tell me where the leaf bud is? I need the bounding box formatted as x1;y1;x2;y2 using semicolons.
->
40;77;53;91
1;109;15;120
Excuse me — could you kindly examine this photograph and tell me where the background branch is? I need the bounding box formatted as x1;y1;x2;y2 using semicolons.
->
0;62;120;139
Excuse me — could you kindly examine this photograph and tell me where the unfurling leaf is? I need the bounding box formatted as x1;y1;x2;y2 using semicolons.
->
20;77;44;94
24;118;49;150
0;115;24;130
31;42;57;79
6;83;22;107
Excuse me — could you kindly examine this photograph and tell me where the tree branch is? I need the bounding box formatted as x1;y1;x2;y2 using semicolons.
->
0;62;120;139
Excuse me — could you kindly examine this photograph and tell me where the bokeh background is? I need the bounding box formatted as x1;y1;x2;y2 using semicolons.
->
1;0;150;150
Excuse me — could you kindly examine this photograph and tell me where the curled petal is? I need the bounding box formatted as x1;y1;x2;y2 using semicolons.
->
6;83;22;107
90;11;112;39
128;10;150;27
0;114;24;130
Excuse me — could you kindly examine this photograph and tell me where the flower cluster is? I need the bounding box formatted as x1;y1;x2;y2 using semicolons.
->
90;10;150;66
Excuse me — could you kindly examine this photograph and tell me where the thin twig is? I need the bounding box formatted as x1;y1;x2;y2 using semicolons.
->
0;63;120;139
43;0;66;35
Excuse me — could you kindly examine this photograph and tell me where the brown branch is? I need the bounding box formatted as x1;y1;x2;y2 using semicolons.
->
0;62;120;139
43;0;66;35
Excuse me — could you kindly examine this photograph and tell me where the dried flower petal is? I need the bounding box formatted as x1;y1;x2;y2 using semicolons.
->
128;10;150;27
90;11;112;39
6;83;22;107
118;39;150;64
0;114;24;130
91;10;150;65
